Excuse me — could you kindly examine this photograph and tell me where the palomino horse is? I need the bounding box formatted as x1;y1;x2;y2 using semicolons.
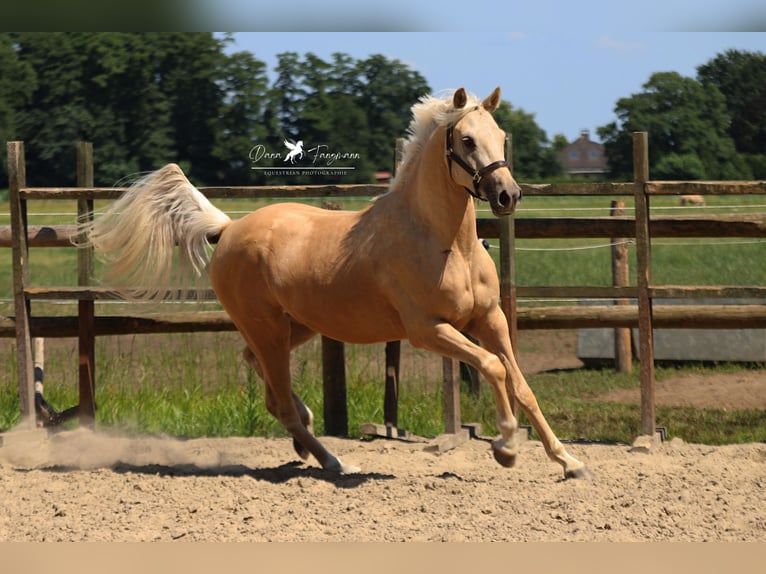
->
83;87;591;479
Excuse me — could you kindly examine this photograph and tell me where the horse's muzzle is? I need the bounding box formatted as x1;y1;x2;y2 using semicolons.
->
487;183;522;217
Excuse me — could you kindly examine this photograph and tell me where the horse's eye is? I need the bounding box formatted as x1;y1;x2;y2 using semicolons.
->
461;136;475;150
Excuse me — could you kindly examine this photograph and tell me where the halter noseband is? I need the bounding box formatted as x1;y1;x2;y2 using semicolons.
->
445;123;511;201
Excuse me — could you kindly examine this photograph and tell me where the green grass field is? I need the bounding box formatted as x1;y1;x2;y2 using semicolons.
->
1;193;765;444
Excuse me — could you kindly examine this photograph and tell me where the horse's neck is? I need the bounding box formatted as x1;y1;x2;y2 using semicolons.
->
405;131;479;252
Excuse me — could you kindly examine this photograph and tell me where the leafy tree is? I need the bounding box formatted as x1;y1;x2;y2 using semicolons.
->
551;133;569;154
262;51;427;184
2;34;431;187
11;32;94;185
149;33;228;184
598;71;745;181
654;153;706;180
356;54;430;174
327;52;364;97
9;32;231;186
0;34;35;186
212;50;270;184
697;49;766;178
270;51;306;144
493;101;561;180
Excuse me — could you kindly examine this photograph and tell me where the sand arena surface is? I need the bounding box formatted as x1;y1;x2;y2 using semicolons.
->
1;428;764;542
2;330;764;542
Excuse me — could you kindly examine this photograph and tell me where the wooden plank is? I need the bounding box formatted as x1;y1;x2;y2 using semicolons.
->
645;213;766;238
19;187;127;199
649;286;766;299
78;300;96;427
0;312;236;338
517;285;639;299
77;143;96;428
423;428;471;453
515;304;766;329
633;132;656;438
384;341;400;426
199;184;389;199
441;356;461;434
23;286;218;301
382;137;406;428
519;182;635;197
513;214;766;239
0;224;77;248
76;142;95;287
8;141;36;428
503;134;520;416
4;212;765;249
20;183;389;200
611;200;632;373
321;336;347;437
5;303;766;340
514;217;635;238
646;181;766;195
17;181;765;202
359;423;428;443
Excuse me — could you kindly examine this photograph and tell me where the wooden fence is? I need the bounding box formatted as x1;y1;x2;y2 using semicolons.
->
3;133;766;441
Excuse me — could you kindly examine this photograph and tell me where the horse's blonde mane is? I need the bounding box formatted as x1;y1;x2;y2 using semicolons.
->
389;89;483;192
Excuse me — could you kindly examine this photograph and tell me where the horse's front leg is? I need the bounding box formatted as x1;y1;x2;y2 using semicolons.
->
470;307;592;479
407;319;523;467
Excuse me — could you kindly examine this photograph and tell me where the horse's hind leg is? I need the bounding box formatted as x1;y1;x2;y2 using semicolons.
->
242;318;360;474
242;347;314;460
242;319;319;460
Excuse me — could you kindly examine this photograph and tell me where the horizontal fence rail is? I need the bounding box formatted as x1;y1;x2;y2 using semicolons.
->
5;213;766;248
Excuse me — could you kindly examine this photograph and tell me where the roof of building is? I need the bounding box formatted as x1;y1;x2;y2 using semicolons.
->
557;129;609;174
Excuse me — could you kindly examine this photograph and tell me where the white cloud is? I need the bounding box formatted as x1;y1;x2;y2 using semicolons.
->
596;36;646;55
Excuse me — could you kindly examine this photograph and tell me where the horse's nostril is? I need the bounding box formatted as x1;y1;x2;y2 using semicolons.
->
499;190;511;208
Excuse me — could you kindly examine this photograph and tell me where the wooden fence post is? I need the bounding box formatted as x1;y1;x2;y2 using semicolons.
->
321;337;347;436
384;137;406;427
500;134;517;355
317;196;349;436
499;133;519;417
8;141;36;428
442;356;461;434
633;132;656;437
76;142;96;426
384;340;400;427
611;200;632;373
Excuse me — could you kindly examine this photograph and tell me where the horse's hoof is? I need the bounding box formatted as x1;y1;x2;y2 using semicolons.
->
293;438;310;461
565;465;593;480
492;447;517;468
322;456;361;474
339;461;362;474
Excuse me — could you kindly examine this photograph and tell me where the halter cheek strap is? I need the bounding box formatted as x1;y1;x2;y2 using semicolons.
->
446;124;511;201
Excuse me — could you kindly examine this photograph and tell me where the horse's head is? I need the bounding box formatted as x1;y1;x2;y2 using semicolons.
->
446;87;521;217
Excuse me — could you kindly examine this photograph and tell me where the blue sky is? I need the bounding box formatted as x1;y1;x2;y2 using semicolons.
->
224;32;766;143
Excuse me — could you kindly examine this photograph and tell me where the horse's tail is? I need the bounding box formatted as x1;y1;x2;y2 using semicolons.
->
79;163;232;302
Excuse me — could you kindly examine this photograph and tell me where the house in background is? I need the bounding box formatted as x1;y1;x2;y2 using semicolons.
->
557;129;609;178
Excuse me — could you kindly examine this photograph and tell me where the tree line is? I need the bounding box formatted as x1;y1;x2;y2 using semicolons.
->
599;49;766;181
1;33;764;188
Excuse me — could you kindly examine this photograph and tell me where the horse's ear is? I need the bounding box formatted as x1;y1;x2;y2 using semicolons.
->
453;88;467;109
482;87;502;112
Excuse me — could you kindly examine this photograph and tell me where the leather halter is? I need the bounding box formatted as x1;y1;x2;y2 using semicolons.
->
445;122;511;201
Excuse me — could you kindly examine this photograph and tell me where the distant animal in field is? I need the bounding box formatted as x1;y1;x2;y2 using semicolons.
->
680;194;705;206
